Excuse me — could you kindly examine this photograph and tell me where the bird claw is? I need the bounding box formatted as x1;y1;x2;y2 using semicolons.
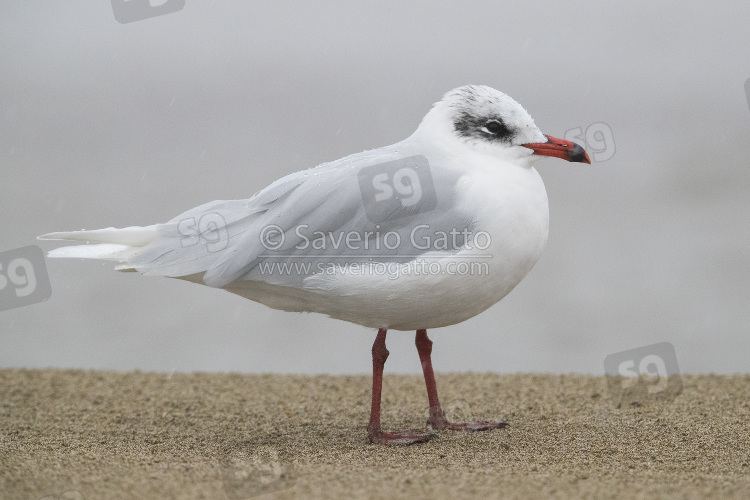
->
368;427;435;445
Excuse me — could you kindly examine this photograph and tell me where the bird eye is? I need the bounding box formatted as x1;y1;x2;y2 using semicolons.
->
484;120;505;135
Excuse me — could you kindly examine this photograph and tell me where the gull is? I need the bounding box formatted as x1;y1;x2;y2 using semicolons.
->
40;85;590;445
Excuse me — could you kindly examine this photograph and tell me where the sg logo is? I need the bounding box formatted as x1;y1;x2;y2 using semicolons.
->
111;0;186;24
0;246;52;312
372;168;423;207
177;212;229;253
604;342;683;406
357;156;437;223
564;122;616;162
221;447;296;499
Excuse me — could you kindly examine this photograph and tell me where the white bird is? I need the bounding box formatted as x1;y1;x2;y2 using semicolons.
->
40;85;590;445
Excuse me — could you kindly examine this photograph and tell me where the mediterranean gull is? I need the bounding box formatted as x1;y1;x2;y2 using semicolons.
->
39;85;591;445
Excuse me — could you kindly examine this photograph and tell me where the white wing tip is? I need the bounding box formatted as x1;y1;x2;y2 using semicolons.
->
46;243;133;261
38;232;77;241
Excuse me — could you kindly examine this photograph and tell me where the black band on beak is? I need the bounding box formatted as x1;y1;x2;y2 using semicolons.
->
567;142;591;164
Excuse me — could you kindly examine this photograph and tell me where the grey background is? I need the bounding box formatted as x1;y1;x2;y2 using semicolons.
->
2;1;749;375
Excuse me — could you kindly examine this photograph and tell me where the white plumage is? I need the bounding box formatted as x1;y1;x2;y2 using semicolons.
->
40;85;588;330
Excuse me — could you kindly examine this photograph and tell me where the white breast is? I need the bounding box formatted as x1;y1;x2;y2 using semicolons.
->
367;158;549;330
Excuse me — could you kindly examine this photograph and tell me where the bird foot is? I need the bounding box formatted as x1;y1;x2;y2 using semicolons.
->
427;414;508;432
368;427;435;445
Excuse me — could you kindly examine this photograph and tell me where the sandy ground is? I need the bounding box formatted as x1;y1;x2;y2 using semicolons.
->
1;369;748;500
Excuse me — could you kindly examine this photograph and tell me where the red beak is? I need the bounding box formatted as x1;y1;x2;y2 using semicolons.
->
521;135;591;164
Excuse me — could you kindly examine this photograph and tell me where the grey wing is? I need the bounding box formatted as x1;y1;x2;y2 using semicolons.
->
126;173;308;279
125;148;388;280
128;147;473;289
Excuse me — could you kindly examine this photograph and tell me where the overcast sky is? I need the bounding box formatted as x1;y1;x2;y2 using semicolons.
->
2;1;749;375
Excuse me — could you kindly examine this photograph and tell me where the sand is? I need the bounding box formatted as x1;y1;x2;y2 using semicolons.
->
1;369;748;499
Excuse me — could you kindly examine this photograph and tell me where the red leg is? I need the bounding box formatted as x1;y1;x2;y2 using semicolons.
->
415;329;508;432
368;328;434;445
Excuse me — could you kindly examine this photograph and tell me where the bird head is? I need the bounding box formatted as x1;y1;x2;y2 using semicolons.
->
414;85;590;167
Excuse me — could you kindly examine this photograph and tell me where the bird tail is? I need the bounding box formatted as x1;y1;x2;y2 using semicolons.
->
38;226;161;271
38;197;282;280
